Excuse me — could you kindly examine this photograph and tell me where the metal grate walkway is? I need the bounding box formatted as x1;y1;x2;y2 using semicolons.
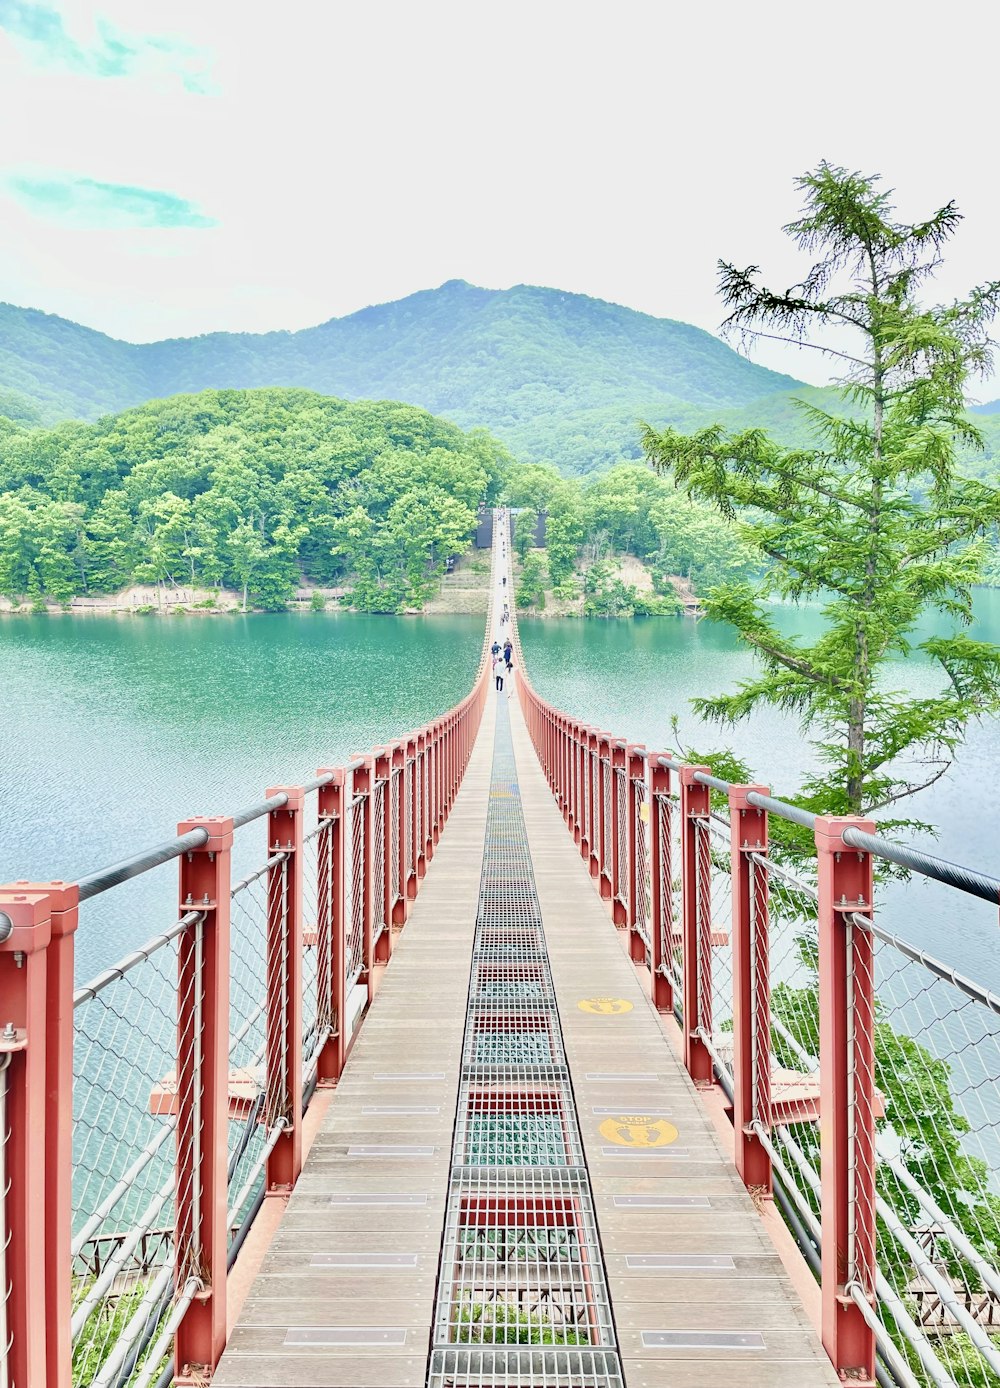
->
427;696;624;1388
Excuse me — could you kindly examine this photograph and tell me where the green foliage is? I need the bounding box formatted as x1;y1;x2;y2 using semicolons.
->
0;283;799;472
643;162;1000;818
513;507;537;561
582;559;678;617
455;1296;588;1345
72;1277;167;1387
309;589;326;611
517;551;547;610
0;388;509;611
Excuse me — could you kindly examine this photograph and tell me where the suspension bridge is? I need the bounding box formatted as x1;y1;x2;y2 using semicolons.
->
2;511;1000;1388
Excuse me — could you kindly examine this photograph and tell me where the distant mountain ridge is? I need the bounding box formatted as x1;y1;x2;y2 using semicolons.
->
0;280;803;472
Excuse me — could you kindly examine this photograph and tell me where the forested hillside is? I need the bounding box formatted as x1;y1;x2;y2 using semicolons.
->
0;282;800;472
0;389;508;611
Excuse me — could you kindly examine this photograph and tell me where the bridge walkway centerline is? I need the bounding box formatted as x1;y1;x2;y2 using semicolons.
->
213;531;838;1388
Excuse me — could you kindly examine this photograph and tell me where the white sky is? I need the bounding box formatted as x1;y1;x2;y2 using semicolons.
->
1;0;998;395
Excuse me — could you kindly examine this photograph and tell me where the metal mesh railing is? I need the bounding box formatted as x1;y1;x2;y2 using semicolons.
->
614;767;628;912
347;791;366;990
632;771;650;953
71;916;196;1388
372;779;387;948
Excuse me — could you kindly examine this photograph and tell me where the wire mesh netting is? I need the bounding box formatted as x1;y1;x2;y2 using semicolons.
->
632;771;650;956
372;779;387;949
746;850;1000;1388
614;767;628;913
390;766;402;913
71;917;195;1388
346;790;367;989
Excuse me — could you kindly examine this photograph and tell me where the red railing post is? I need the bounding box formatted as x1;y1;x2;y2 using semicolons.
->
391;743;407;926
626;746;646;962
0;887;56;1388
374;748;393;964
412;733;424;882
580;728;594;867
729;784;771;1192
265;787;304;1191
648;757;674;1012
598;734;613;900
352;758;376;1001
679;767;713;1084
431;721;442;846
174;814;233;1380
816;815;877;1382
610;741;626;922
316;770;347;1083
423;728;435;863
406;735;418;900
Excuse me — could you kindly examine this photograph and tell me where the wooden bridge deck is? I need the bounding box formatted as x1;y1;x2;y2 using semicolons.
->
214;687;838;1388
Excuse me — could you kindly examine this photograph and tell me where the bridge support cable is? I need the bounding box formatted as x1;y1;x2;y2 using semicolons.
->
510;592;1000;1388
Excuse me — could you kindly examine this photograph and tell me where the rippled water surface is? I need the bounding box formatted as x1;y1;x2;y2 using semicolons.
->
0;611;482;979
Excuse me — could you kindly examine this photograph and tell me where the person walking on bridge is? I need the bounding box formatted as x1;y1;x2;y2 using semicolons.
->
491;639;500;658
492;653;505;693
503;638;513;670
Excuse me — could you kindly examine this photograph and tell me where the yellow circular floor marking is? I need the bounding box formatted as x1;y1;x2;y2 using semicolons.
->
577;997;633;1015
598;1115;679;1147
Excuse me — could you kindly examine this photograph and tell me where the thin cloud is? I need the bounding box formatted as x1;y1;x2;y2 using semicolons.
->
0;0;215;92
5;171;217;228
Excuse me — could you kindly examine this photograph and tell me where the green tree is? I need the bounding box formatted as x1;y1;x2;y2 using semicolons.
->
517;551;547;610
643;163;1000;821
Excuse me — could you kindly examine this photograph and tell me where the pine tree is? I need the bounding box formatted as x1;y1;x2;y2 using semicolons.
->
642;163;1000;821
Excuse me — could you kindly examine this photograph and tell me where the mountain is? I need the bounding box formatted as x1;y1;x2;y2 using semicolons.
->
970;399;1000;415
0;281;803;473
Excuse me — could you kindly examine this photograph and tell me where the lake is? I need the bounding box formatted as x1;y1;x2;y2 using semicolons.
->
1;601;997;986
0;611;483;981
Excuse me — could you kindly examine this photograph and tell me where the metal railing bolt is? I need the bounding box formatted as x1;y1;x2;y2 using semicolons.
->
185;893;193;906
2;1021;15;1041
203;892;210;905
13;951;24;968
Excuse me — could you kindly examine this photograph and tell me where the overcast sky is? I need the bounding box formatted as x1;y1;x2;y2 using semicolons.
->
1;0;998;394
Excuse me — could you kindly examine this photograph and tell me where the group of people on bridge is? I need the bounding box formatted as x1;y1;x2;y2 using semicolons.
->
492;513;514;694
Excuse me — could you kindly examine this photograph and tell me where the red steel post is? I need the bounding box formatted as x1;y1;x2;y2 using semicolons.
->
432;721;442;846
406;736;418;900
374;749;393;963
610;742;626;922
316;771;347;1082
585;730;598;873
679;767;713;1084
578;727;590;863
352;758;376;1000
265;787;304;1191
648;757;674;1012
174;815;233;1380
816;815;877;1382
424;728;436;862
0;888;54;1388
391;744;407;926
416;732;427;882
729;785;772;1192
598;735;613;900
626;746;646;962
